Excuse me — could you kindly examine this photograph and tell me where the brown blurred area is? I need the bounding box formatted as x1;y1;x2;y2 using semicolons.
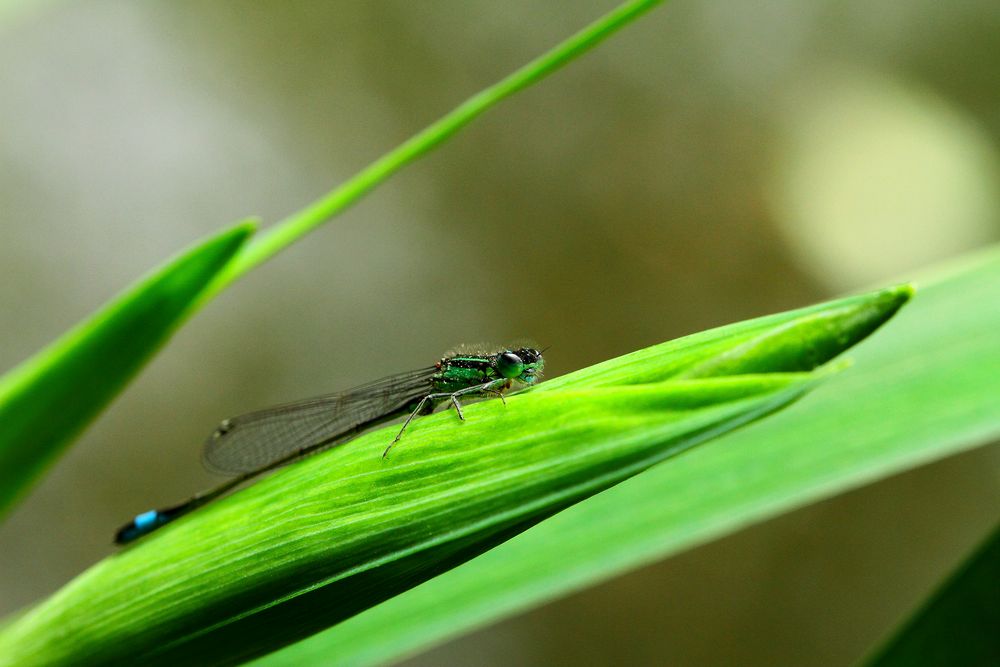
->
1;1;998;665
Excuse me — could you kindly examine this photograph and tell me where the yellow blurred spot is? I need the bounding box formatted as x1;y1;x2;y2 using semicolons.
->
768;69;1000;289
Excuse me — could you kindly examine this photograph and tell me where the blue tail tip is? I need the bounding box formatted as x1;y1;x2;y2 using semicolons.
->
115;509;162;545
134;510;160;530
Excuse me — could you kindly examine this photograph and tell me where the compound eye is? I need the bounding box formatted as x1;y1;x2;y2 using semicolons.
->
497;352;525;379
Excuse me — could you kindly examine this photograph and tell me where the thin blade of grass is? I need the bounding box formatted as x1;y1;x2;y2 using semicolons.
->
209;0;666;291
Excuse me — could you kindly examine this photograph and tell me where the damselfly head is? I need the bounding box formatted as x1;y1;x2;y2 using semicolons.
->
505;347;544;385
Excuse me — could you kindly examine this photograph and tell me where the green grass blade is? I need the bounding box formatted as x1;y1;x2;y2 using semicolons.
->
210;0;665;290
862;523;1000;667
0;221;256;518
0;286;904;666
255;251;1000;667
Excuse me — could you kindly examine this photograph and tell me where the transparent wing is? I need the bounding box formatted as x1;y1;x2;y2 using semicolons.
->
202;367;436;474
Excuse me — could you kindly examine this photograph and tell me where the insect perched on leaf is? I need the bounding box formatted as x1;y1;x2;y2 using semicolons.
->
114;345;545;544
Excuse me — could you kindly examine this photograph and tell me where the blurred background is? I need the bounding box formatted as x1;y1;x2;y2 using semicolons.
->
1;1;999;664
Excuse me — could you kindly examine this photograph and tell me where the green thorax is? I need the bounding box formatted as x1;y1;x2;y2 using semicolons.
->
432;355;498;393
431;347;544;393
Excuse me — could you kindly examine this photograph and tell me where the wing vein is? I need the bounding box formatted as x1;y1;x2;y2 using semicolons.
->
202;366;436;473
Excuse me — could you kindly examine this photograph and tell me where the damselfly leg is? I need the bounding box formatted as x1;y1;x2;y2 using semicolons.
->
383;378;511;458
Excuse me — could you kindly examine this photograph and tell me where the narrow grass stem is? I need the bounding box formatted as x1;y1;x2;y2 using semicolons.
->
211;0;665;291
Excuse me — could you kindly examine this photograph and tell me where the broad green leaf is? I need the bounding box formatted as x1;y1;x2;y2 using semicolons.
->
0;222;255;517
864;522;1000;667
257;250;1000;667
0;286;907;666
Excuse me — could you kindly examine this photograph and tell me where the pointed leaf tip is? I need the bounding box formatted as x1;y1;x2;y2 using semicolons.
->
683;284;914;379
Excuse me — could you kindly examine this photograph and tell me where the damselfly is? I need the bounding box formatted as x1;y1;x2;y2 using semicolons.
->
114;345;544;544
